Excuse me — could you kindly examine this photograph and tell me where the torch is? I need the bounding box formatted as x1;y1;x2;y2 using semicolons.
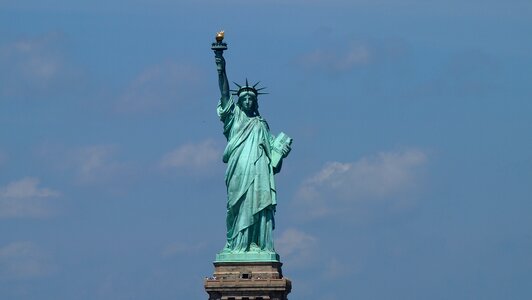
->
211;30;227;56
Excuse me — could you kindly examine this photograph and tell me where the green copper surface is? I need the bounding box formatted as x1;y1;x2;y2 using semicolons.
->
215;251;280;263
212;33;292;263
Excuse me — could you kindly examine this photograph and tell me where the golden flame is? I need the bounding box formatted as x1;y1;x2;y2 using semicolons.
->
216;30;225;42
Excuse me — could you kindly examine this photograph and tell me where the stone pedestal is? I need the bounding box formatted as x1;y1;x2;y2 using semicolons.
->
204;261;291;300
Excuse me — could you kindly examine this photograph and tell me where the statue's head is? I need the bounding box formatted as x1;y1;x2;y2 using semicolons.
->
238;91;259;116
232;79;267;117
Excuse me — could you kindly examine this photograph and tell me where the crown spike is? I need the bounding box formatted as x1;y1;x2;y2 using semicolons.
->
233;79;268;97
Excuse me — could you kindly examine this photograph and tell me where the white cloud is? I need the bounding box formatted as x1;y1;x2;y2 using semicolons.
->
0;32;82;98
275;228;318;267
322;258;352;280
69;145;131;184
0;241;56;279
159;139;220;172
0;177;59;199
116;60;203;113
36;143;134;186
294;149;427;219
0;177;60;219
296;34;410;75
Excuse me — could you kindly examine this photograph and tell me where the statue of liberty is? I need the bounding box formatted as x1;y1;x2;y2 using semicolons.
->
212;32;292;262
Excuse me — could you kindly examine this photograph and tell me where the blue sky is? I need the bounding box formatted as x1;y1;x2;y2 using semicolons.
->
1;1;531;299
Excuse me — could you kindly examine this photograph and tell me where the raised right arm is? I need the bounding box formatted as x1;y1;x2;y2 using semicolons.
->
215;51;230;106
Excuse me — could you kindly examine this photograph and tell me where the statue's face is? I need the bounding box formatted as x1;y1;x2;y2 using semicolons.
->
239;92;257;114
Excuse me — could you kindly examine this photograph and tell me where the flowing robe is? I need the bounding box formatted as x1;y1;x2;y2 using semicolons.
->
217;97;276;252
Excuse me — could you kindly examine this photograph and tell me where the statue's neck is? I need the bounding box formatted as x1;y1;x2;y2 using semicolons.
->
243;109;259;118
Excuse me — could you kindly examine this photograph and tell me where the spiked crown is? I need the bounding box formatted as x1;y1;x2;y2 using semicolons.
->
231;78;268;97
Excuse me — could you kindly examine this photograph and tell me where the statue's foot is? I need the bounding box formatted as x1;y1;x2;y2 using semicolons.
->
249;243;261;253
